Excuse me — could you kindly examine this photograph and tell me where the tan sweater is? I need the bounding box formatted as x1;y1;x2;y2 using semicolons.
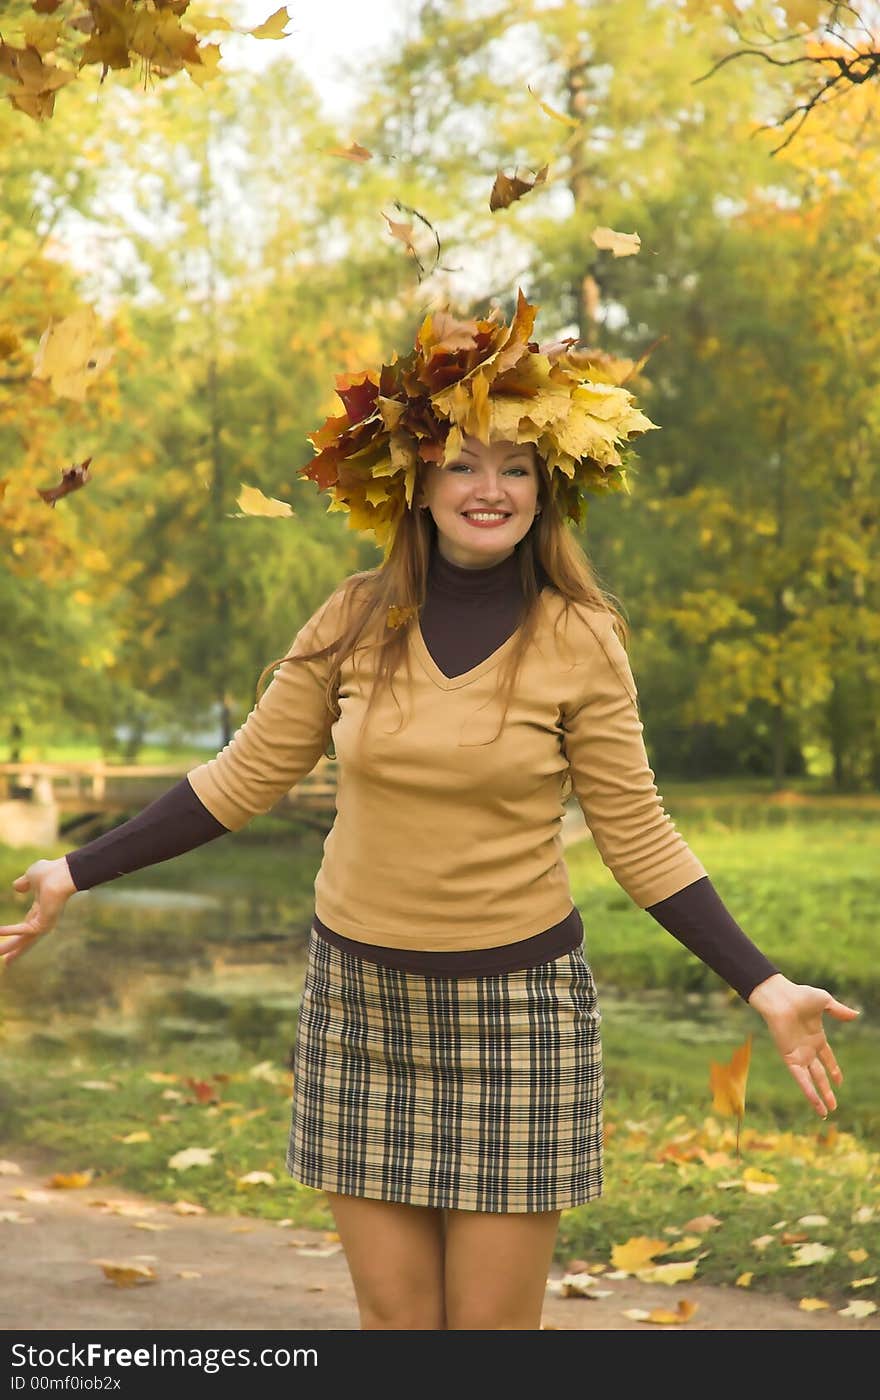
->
185;583;708;952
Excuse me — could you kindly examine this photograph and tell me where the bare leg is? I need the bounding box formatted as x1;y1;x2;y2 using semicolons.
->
443;1207;562;1330
323;1191;447;1330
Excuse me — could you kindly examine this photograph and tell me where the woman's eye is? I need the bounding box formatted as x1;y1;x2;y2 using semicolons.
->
450;464;527;475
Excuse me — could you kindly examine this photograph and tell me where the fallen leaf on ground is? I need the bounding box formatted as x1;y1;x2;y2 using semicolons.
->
610;1237;669;1272
735;1273;753;1287
788;1242;835;1267
296;1245;343;1257
12;1189;52;1203
0;1161;23;1175
683;1214;722;1231
848;1248;869;1264
92;1259;157;1288
546;1272;613;1298
663;1235;703;1254
636;1259;700;1286
798;1298;830;1311
168;1148;216;1171
797;1214;829;1227
47;1171;94;1189
133;1222;170;1232
850;1277;877;1288
623;1299;698;1325
77;1081;118;1091
172;1200;207;1216
0;1210;35;1223
236;1171;276;1187
838;1300;877;1318
781;1232;810;1245
176;1270;202;1279
118;1131;151;1145
852;1208;874;1225
145;1072;179;1083
751;1235;775;1251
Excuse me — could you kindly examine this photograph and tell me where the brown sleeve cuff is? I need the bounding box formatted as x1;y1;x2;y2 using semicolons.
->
644;875;779;1002
64;777;229;891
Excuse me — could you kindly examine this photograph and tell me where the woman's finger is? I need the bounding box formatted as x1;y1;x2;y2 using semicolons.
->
826;998;860;1021
788;1062;828;1118
808;1057;837;1114
817;1041;842;1086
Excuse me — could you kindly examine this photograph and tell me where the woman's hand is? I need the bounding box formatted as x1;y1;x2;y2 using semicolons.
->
747;973;860;1118
0;858;78;968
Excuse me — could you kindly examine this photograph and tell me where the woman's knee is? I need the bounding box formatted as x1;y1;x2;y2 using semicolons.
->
442;1207;561;1330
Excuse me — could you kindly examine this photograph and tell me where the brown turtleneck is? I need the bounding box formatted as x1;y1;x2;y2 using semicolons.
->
64;537;778;1001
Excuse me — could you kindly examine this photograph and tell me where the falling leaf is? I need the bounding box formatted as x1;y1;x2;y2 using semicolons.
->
623;1300;698;1325
489;164;549;212
709;1035;752;1118
527;84;581;127
850;1277;878;1289
788;1242;836;1267
32;307;115;401
37;460;93;507
838;1300;877;1319
735;1272;754;1287
92;1259;157;1288
325;141;372;162
167;1147;216;1171
798;1214;830;1227
47;1171;94;1189
118;1131;151;1145
172;1200;207;1216
683;1214;722;1232
610;1237;670;1273
591;226;642;258
234;484;294;519
799;1297;830;1311
636;1259;700;1286
0;1161;23;1175
236;1171;276;1187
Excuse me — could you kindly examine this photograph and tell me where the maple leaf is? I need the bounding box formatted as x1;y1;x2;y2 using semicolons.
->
636;1259;701;1286
683;1214;722;1232
234;484;294;518
709;1034;752;1156
591;226;642;258
838;1301;877;1319
623;1299;698;1325
167;1147;216;1171
32;307;114;400
489;164;549;212
799;1298;830;1311
788;1242;836;1267
47;1171;94;1189
92;1259;157;1288
37;459;92;508
610;1236;669;1272
236;1170;276;1187
325;141;372;162
735;1273;753;1287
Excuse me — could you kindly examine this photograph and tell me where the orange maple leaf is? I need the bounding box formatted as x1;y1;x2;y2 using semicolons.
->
709;1034;752;1156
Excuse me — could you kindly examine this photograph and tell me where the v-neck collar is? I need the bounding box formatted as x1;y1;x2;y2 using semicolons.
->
412;588;550;692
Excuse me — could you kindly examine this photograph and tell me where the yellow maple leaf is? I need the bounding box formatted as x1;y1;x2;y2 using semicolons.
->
848;1248;869;1263
709;1035;752;1155
799;1298;830;1311
47;1171;94;1189
610;1236;670;1272
735;1272;754;1287
636;1259;700;1286
92;1259;157;1288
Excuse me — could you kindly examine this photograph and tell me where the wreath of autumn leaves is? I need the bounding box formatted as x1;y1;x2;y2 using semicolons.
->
297;286;660;562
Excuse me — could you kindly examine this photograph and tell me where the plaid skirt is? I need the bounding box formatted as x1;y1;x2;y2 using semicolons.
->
286;924;604;1213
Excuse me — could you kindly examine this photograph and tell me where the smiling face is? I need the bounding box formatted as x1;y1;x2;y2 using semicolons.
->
417;435;541;569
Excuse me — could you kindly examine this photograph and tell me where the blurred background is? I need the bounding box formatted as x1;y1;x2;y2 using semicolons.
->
1;0;877;1291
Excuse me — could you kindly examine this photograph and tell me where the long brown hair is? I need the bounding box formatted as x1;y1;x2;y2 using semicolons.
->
252;452;631;750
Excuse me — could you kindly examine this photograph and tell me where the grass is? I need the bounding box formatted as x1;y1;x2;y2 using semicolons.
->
1;781;877;1305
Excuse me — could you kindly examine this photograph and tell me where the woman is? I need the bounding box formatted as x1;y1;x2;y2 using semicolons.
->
1;295;858;1330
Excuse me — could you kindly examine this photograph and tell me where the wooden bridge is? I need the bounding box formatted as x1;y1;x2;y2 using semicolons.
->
0;757;338;849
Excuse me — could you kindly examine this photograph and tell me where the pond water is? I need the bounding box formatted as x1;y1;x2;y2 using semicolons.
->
1;884;876;1143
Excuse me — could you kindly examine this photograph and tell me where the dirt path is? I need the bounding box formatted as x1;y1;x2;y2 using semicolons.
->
2;1145;877;1332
